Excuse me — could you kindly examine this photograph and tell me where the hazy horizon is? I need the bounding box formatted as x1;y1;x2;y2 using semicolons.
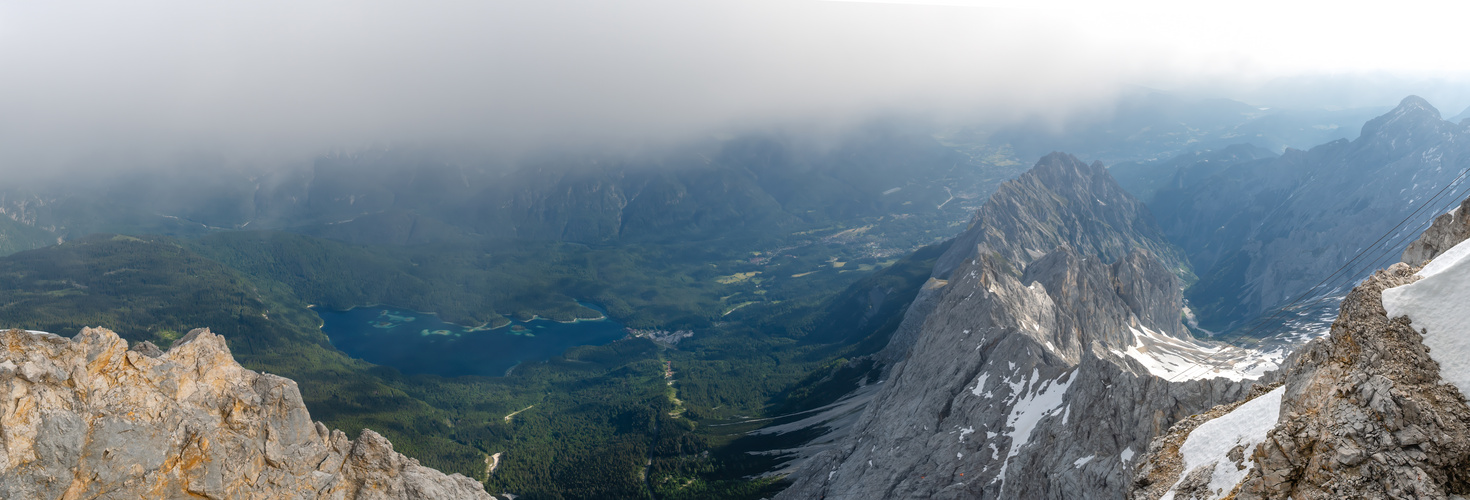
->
3;0;1469;172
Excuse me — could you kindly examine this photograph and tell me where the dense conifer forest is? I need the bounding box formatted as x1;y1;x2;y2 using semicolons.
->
0;229;940;498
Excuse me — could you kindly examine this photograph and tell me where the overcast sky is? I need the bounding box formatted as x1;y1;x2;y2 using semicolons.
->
1;0;1467;169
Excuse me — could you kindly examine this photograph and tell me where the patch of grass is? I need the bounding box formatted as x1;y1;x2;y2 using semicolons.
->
714;272;761;285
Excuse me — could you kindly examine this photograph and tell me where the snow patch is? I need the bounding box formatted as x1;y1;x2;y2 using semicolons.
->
1162;386;1285;500
1116;325;1277;381
1120;447;1135;463
1418;237;1470;278
1073;455;1094;467
1383;238;1470;395
1002;371;1073;462
993;370;1074;497
971;373;991;397
1003;370;1028;403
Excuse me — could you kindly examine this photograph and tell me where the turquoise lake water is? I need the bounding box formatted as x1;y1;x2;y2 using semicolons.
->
316;305;626;377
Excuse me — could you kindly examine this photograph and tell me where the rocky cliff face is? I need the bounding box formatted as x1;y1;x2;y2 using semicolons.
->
1154;96;1470;331
775;153;1276;499
1132;195;1470;499
1402;196;1470;267
0;327;494;500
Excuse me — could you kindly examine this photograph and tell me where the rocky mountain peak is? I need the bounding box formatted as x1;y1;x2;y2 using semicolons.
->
1356;95;1453;156
1026;152;1107;187
933;152;1187;280
0;327;495;500
775;152;1275;500
1392;95;1439;116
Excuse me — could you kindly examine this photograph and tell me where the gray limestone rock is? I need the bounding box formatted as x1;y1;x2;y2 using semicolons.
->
1133;195;1470;499
1403;196;1470;267
934;152;1189;281
776;153;1271;500
0;327;495;500
777;247;1260;500
876;277;949;366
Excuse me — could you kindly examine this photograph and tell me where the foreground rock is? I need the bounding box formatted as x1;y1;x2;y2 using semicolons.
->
1132;195;1470;499
0;327;494;500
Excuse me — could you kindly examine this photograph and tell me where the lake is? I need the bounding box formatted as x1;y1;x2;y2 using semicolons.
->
316;304;627;377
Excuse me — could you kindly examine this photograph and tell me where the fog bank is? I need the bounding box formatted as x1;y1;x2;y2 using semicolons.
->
1;0;1467;171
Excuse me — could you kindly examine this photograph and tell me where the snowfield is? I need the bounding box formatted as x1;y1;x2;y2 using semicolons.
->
1383;237;1470;397
1111;325;1280;382
1162;386;1286;500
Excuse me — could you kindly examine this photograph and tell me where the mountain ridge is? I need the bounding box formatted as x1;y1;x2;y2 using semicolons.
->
773;152;1275;499
1152;95;1470;331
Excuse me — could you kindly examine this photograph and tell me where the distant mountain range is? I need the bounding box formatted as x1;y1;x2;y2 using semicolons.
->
1140;96;1470;332
0;90;1386;257
0;125;1016;250
987;88;1387;165
773;96;1470;499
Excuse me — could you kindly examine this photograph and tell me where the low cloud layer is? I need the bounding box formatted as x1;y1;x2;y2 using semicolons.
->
1;0;1467;170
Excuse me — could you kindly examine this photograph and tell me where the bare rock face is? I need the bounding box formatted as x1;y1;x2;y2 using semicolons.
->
1132;194;1470;499
1403;196;1470;267
776;247;1263;500
775;153;1275;500
875;276;949;366
1238;265;1470;499
1135;265;1470;499
0;327;495;500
